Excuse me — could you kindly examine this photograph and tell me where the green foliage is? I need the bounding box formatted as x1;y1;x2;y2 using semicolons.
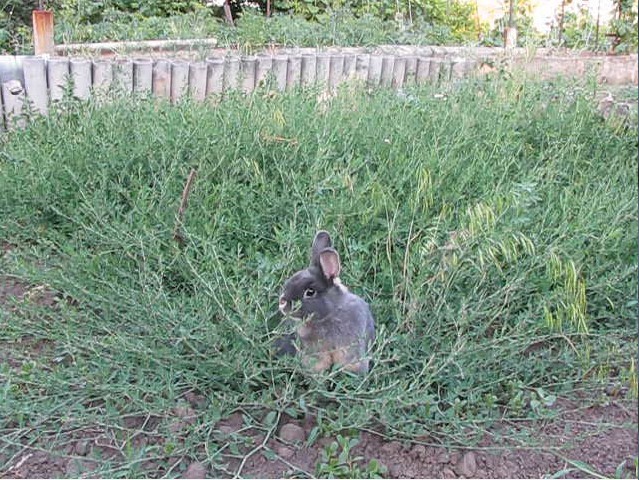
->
557;9;601;49
51;0;479;47
420;0;478;42
2;0;637;53
0;78;636;476
220;8;395;47
54;6;473;46
55;7;220;43
273;0;479;41
609;0;638;52
482;0;541;47
316;435;387;478
115;0;204;15
0;0;39;54
57;0;206;19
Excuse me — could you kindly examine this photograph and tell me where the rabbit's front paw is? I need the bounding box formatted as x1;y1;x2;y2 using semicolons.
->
302;351;333;373
333;347;370;374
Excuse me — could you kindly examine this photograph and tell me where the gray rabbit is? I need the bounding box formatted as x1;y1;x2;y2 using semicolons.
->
275;231;375;374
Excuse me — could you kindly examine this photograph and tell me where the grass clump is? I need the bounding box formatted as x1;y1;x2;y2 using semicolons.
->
0;76;636;477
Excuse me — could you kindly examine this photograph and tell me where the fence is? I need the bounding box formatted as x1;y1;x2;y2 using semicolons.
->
0;47;637;129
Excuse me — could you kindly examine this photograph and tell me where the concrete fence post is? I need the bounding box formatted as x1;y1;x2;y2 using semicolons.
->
428;58;442;84
439;60;452;83
392;57;406;89
223;56;240;92
255;55;273;89
380;56;395;87
92;59;113;96
239;56;256;94
316;53;330;87
329;54;345;89
367;55;382;86
272;55;288;91
343;54;356;81
416;57;430;84
2;80;26;129
287;54;302;89
47;57;70;101
355;54;370;83
170;60;190;103
152;59;171;98
189;61;208;100
113;58;133;93
133;58;153;94
70;57;92;100
22;56;48;115
300;54;316;86
404;56;418;85
205;57;224;95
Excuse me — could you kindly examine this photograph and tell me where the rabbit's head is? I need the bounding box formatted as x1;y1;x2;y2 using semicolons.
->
278;230;345;320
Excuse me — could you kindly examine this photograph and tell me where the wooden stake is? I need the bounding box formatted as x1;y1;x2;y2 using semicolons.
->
32;10;54;56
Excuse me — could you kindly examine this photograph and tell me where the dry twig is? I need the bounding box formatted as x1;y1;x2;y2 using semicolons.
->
173;168;198;246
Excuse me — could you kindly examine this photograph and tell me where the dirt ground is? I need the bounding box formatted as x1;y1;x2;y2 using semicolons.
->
1;403;637;479
207;400;638;479
1;269;637;479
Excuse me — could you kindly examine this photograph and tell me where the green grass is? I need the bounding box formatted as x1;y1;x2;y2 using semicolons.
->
0;75;637;477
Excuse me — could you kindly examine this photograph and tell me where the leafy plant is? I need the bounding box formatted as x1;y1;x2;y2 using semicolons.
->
57;0;206;19
609;0;638;52
481;0;542;47
316;435;387;478
0;0;40;54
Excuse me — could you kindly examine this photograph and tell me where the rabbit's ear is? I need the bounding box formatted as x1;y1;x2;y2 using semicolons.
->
311;230;333;266
319;248;341;280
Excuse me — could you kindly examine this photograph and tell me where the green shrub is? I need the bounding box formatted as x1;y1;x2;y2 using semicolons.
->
54;6;474;47
272;0;479;41
0;0;39;54
481;1;542;47
609;0;638;53
56;0;206;20
55;8;221;43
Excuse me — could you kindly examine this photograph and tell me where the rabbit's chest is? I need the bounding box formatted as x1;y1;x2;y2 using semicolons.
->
296;316;358;348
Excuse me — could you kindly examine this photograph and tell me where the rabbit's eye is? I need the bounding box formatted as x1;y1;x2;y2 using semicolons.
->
303;288;316;298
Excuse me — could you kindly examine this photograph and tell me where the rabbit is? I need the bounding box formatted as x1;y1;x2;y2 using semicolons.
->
275;230;375;374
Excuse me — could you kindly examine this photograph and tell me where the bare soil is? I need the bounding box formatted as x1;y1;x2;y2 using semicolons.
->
209;401;638;479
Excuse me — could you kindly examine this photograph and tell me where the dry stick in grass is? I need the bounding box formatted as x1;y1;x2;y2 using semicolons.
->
173;168;198;246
